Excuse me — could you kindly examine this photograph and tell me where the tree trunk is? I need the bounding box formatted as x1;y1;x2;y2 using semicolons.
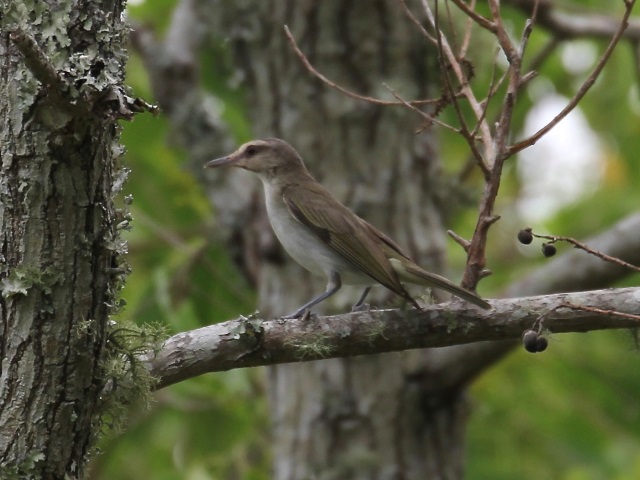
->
0;2;129;478
222;1;469;478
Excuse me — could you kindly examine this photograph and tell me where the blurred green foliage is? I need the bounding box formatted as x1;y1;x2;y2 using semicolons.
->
90;1;640;478
469;330;640;480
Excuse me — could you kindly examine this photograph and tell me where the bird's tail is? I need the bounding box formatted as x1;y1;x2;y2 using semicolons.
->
391;259;491;309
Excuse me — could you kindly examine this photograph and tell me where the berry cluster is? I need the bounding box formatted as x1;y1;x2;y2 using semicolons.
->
517;227;557;257
522;329;548;353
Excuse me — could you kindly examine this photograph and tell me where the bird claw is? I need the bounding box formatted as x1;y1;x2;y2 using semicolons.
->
282;308;314;320
351;302;371;313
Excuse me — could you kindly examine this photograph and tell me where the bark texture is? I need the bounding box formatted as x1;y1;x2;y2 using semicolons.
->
147;287;640;389
218;1;470;478
0;1;129;478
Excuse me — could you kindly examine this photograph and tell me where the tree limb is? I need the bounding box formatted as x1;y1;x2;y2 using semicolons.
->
430;212;640;385
144;213;640;390
145;287;640;390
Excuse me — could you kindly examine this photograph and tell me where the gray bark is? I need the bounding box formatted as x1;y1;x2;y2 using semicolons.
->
146;287;640;388
0;1;130;478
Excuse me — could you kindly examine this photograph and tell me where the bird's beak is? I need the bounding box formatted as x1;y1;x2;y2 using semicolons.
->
204;154;237;169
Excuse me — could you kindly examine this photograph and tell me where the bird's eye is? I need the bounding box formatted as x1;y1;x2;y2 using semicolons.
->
246;145;257;156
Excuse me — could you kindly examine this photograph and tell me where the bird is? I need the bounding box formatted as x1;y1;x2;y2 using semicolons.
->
205;138;491;318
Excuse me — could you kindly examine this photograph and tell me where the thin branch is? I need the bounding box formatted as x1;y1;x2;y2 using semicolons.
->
443;0;461;56
458;0;477;58
488;0;525;160
458;52;507;181
434;2;490;175
518;0;541;58
398;0;438;45
508;0;636;156
283;25;440;107
419;0;495;164
144;287;640;390
561;302;640;322
382;83;460;133
525;230;640;273
470;51;504;137
449;0;498;34
447;229;471;251
488;0;519;63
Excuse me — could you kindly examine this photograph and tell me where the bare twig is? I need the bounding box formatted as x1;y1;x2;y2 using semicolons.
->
488;0;525;160
419;0;495;165
518;0;541;57
458;0;477;58
382;84;460;133
447;230;471;251
561;302;640;323
508;0;636;156
398;0;438;45
432;1;489;174
488;0;518;63
471;52;504;137
454;0;526;289
526;230;640;273
283;25;440;108
449;0;498;34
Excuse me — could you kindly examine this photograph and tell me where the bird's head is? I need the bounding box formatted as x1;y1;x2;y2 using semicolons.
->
205;138;308;181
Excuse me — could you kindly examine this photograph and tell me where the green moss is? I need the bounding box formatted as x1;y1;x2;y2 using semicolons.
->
365;318;387;343
96;320;169;436
287;332;336;359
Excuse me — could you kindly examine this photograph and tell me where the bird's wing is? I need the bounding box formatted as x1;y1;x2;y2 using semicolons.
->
282;183;414;302
362;220;413;261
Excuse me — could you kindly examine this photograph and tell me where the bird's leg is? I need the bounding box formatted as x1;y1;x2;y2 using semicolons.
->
283;271;342;319
351;287;372;312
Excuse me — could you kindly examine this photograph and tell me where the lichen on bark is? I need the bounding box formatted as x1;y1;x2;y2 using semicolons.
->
0;1;151;478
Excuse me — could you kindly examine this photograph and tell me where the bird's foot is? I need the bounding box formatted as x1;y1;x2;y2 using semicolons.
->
351;302;371;313
282;308;315;320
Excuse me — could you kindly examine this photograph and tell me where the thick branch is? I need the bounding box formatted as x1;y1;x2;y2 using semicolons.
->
432;212;640;385
146;287;640;390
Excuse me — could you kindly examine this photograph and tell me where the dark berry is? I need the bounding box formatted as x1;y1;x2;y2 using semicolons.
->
542;243;557;257
517;228;534;245
522;330;539;353
535;336;548;352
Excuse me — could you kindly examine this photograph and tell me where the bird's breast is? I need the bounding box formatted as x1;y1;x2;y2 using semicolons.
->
263;185;371;285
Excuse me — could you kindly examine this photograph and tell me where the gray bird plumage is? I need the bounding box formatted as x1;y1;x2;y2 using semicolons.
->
205;138;491;317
